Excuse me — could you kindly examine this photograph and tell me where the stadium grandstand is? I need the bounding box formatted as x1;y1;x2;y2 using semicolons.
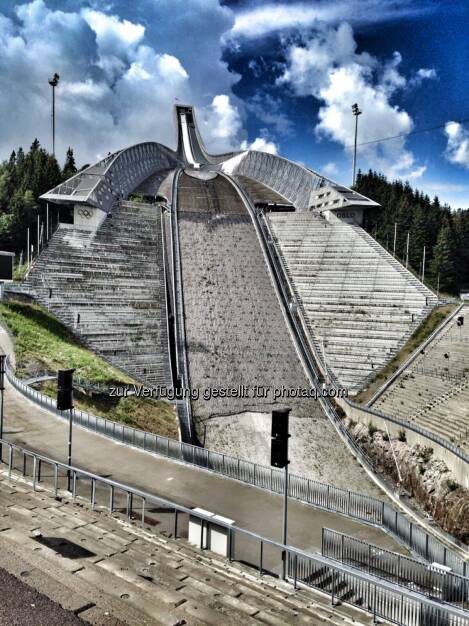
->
5;103;469;626
28;104;438;440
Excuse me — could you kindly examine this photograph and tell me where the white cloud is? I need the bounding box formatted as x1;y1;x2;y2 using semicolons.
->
416;68;437;80
322;162;339;175
409;67;437;87
247;93;294;137
444;122;469;170
424;182;468;193
240;136;279;155
278;22;425;179
229;1;429;40
0;0;244;165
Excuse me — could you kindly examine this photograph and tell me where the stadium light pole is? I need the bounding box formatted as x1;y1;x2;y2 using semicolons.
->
48;73;60;156
352;103;362;186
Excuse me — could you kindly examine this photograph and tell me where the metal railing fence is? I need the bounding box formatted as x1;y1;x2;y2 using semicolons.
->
231;194;469;576
170;168;193;443
322;528;469;608
5;332;468;578
1;437;469;626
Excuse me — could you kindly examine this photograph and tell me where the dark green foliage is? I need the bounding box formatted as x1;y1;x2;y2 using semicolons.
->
62;147;77;180
0;140;71;258
355;170;469;294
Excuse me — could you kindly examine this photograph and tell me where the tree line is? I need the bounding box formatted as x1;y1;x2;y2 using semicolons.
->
0;140;77;260
0;143;467;295
355;169;469;295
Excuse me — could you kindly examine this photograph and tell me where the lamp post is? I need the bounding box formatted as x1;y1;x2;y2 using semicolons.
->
352;103;362;186
48;73;60;156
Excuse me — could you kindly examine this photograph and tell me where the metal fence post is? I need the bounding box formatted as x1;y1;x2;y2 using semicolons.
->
54;463;58;497
141;498;145;528
8;446;12;481
259;540;263;577
109;485;114;513
174;509;178;538
32;456;37;491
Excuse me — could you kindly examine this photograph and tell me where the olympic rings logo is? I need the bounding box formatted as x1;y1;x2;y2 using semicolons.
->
78;208;93;219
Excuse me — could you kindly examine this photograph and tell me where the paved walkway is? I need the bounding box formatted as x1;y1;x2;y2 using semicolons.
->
1;378;404;558
0;321;407;558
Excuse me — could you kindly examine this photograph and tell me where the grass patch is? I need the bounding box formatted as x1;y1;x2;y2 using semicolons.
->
354;304;458;405
36;380;178;439
0;299;132;383
0;299;178;439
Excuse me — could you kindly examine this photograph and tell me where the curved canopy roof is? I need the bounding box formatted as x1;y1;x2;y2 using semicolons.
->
41;141;180;213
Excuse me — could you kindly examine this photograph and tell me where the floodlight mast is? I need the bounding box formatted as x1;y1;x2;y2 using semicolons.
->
48;73;60;156
352;103;362;186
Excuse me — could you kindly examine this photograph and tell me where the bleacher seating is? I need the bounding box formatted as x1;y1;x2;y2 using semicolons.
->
23;201;171;387
374;306;469;451
268;212;437;394
0;471;376;625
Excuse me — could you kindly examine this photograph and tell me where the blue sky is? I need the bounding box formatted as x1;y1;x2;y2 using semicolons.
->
0;0;468;207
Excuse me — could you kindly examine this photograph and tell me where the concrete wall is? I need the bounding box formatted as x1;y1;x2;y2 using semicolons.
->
73;205;107;232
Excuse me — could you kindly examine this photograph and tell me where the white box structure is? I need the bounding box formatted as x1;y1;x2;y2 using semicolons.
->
188;508;214;549
208;514;236;557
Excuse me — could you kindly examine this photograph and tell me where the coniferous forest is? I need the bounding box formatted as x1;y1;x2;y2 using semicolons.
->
356;170;469;295
0;140;77;261
0;144;467;295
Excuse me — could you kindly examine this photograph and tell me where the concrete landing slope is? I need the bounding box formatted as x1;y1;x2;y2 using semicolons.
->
176;171;320;419
23;201;171;388
373;304;469;450
268;212;438;394
175;172;381;491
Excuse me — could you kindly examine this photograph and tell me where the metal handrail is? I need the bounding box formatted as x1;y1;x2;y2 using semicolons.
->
257;210;469;466
4;319;468;576
219;183;469;575
322;527;469;608
170;168;193;442
1;437;468;626
367;302;465;406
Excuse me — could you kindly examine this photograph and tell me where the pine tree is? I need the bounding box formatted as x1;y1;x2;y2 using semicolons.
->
62;147;77;180
428;223;457;294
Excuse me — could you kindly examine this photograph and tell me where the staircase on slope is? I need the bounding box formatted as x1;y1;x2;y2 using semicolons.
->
23;201;171;387
268;212;438;394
